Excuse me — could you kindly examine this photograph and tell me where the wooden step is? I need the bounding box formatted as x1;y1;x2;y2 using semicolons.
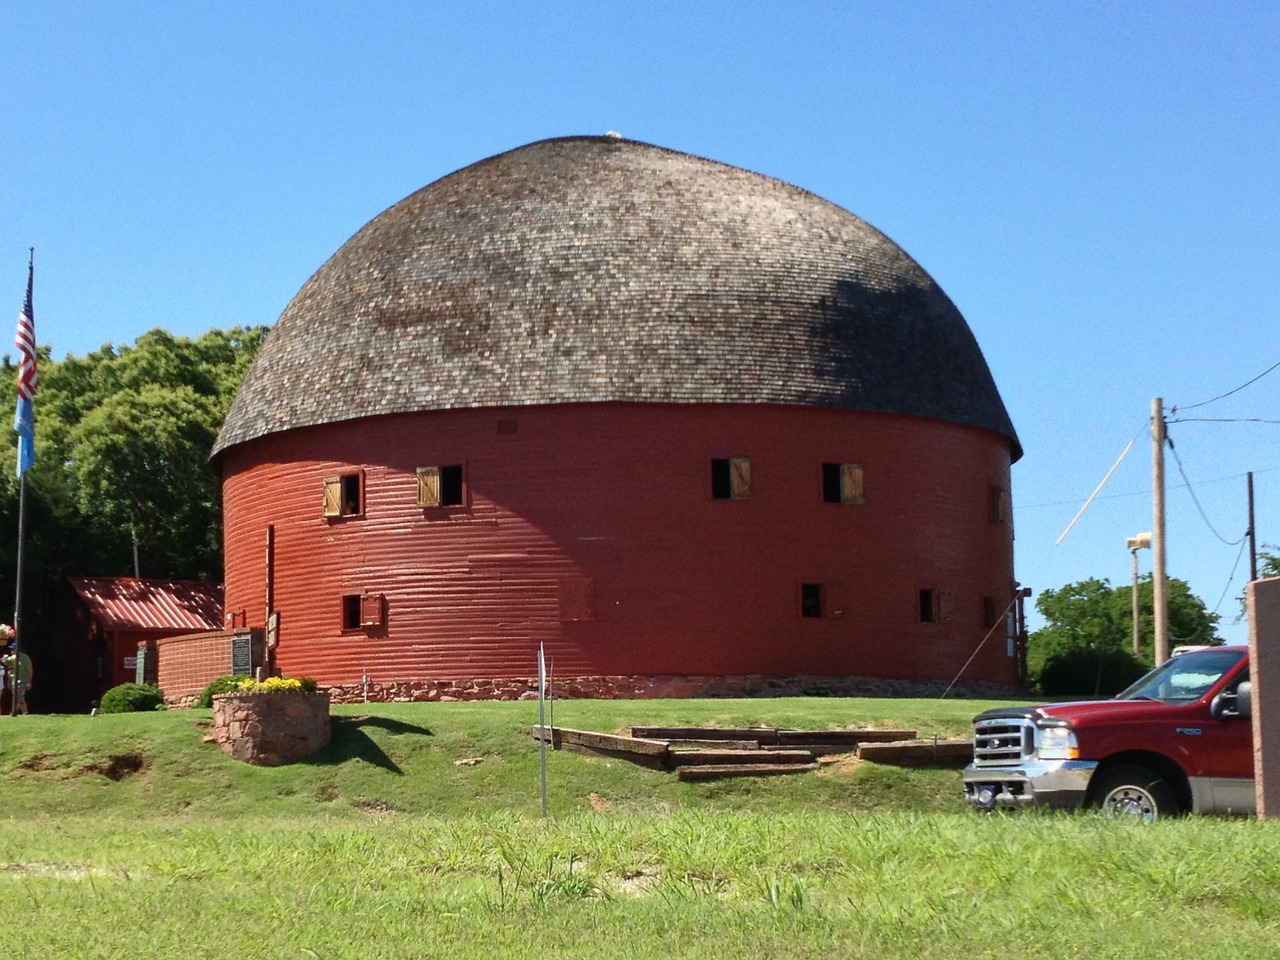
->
668;748;815;767
632;726;779;743
856;739;973;767
677;762;820;781
531;725;671;768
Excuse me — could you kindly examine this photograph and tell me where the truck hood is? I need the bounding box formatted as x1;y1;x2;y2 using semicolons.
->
974;698;1176;727
1036;699;1176;725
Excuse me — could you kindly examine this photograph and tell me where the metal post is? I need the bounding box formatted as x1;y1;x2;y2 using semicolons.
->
11;474;27;715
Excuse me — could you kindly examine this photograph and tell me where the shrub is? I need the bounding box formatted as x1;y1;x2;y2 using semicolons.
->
195;675;242;709
1038;647;1148;697
230;675;320;695
99;682;166;714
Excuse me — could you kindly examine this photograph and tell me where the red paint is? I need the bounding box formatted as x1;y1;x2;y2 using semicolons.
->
219;402;1017;688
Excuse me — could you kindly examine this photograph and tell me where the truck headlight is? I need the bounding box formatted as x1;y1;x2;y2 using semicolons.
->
1036;725;1079;760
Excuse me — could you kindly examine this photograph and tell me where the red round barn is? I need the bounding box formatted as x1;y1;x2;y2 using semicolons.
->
212;137;1023;697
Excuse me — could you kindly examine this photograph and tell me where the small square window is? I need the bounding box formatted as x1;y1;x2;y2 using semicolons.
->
919;588;939;624
983;595;1000;629
823;462;865;504
342;595;363;630
342;593;385;630
323;473;362;518
711;457;751;500
801;583;823;618
418;465;465;508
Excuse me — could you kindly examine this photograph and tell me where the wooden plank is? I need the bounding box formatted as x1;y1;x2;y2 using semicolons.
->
776;729;916;745
677;762;819;781
857;739;973;767
631;726;779;743
668;749;814;767
531;725;671;757
664;739;762;750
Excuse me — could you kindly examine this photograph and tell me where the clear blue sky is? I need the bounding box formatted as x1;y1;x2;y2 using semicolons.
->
2;2;1277;644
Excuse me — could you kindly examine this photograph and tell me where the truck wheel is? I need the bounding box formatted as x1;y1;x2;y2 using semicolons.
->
1091;765;1178;821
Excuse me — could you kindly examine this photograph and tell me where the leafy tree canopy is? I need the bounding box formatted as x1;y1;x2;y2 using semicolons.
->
1261;545;1280;579
1028;575;1221;696
1;325;267;587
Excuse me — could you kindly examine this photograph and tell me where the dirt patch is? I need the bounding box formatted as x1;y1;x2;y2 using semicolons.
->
615;867;661;896
82;753;150;781
588;792;610;811
17;753;53;772
354;797;399;817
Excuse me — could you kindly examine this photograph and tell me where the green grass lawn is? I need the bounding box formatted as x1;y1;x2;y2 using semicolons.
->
2;697;1278;959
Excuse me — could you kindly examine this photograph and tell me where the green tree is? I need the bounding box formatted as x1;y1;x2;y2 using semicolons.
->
1028;575;1220;696
21;325;268;581
1260;545;1280;579
0;325;267;709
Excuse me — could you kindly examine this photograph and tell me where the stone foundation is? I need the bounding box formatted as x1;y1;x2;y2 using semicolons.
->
211;691;331;765
326;673;1022;703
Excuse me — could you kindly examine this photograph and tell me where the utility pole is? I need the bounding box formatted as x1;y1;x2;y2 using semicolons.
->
1249;472;1258;583
1152;397;1169;664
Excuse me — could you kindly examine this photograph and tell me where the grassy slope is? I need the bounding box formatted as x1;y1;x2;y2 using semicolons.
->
0;697;985;821
1;698;1279;959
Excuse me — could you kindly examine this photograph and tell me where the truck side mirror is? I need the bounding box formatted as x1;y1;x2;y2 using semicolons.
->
1237;681;1252;720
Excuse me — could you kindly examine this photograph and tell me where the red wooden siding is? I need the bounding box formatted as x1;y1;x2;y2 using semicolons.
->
220;402;1017;687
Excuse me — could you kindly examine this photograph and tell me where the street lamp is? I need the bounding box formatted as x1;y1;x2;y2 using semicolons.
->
1127;532;1152;656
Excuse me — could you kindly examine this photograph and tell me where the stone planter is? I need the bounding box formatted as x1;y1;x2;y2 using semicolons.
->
211;690;331;766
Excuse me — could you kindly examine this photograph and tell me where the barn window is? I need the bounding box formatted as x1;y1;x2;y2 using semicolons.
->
417;465;465;508
823;462;865;504
982;595;1000;629
558;578;595;621
342;593;385;631
919;588;939;624
801;583;823;618
323;473;363;518
711;457;751;500
989;485;1009;524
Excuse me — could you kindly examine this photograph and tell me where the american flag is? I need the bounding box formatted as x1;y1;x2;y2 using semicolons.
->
13;261;36;478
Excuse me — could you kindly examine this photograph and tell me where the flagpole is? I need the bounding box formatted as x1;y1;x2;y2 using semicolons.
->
10;248;35;716
12;471;26;716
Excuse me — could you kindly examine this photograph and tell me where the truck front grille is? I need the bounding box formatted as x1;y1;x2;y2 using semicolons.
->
972;717;1034;767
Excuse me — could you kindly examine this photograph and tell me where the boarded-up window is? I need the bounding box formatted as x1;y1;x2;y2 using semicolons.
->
711;457;751;500
324;474;362;517
823;462;865;504
558;578;595;621
418;465;464;507
990;485;1009;524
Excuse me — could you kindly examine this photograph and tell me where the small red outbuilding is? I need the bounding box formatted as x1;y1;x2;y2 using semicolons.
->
70;577;224;694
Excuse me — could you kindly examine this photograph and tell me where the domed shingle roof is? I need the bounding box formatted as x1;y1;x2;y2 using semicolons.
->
213;136;1020;460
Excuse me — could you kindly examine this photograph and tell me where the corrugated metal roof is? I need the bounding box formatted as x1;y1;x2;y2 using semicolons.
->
70;577;224;632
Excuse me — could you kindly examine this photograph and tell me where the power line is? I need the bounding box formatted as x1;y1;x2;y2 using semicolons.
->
1173;359;1280;412
1165;429;1246;547
1210;537;1249;617
1169;417;1280;425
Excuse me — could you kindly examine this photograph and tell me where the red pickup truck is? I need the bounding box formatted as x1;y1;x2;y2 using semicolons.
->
963;645;1253;819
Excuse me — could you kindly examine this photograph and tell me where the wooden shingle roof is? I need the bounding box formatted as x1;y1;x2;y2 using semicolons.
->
213;136;1019;460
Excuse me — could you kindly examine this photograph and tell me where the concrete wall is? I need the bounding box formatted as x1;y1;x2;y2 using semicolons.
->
1250;577;1280;818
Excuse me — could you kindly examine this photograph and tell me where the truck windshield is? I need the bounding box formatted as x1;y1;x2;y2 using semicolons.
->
1115;647;1246;704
